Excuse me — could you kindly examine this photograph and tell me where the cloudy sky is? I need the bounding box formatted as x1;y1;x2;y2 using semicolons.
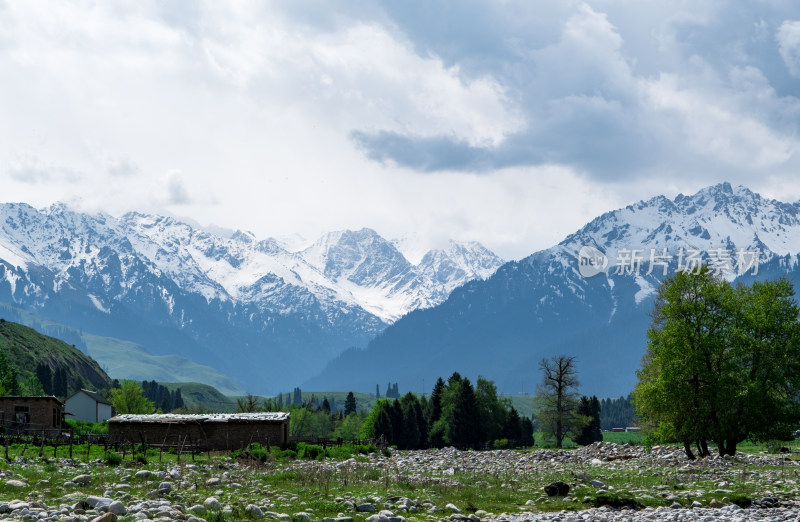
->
2;1;800;260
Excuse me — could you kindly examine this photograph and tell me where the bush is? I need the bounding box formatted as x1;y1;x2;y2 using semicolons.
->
297;443;324;460
493;438;510;449
104;451;122;466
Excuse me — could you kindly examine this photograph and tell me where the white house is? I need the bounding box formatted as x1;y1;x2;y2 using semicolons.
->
65;389;113;423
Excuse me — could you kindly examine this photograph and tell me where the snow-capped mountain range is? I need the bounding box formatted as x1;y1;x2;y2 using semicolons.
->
0;203;503;393
307;183;800;396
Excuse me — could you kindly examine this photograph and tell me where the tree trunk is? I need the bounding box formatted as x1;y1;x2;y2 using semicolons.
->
683;441;696;460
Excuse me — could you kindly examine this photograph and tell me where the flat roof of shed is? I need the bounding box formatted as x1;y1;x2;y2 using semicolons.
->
110;412;290;423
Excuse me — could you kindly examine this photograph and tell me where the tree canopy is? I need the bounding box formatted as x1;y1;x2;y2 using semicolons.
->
634;266;800;458
111;380;156;415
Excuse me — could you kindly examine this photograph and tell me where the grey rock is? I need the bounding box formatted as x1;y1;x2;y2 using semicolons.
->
246;504;264;518
204;497;222;510
73;474;92;485
108;501;127;515
543;481;570;496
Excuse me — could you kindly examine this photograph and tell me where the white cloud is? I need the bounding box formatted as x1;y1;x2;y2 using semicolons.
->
1;1;800;259
777;20;800;77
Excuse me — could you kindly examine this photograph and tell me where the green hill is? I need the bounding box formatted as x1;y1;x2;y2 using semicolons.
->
84;334;245;396
0;318;113;397
161;382;237;412
0;302;244;396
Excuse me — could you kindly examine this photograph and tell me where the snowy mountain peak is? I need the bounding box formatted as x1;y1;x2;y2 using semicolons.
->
562;182;800;259
0;205;504;324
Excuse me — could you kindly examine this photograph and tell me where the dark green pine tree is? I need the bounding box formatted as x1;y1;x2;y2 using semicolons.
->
390;399;404;446
174;388;185;410
344;391;357;416
503;405;522;445
35;363;53;395
399;393;422;449
321;397;331;414
416;395;429;447
448;377;481;449
574;395;603;445
372;402;393;444
52;367;67;398
426;377;446;446
519;416;535;447
293;387;303;406
376;384;381;398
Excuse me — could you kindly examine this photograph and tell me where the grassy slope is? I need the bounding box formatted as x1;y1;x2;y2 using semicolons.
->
83;334;245;396
0;302;244;396
161;381;238;412
0;319;112;392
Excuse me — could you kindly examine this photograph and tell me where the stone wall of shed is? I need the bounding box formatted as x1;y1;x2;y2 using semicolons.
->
109;420;288;450
0;398;63;428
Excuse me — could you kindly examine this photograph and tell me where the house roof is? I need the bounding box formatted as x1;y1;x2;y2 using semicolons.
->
0;395;64;405
69;389;112;406
109;412;290;424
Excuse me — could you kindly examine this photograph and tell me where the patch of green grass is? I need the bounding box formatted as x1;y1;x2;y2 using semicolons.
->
602;431;644;445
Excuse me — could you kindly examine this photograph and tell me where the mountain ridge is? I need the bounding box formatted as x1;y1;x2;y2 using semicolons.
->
0;203;503;393
305;182;800;396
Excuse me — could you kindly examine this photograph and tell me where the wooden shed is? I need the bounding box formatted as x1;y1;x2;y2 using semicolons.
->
0;396;65;435
108;412;290;450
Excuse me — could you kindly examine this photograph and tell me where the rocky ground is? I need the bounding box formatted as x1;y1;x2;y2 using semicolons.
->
1;443;800;521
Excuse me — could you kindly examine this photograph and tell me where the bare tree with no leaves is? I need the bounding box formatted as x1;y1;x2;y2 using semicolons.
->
535;355;585;448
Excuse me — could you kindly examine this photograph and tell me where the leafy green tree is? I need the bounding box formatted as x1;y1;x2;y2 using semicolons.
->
0;350;19;395
634;267;800;458
111;380;156;414
535;355;585;448
334;412;363;440
22;376;45;396
344;391;357;416
475;376;506;443
290;406;313;436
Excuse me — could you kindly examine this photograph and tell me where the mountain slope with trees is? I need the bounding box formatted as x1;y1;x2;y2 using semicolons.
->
0;319;113;397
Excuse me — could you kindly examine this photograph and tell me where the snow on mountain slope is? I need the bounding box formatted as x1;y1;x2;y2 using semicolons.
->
562;183;800;262
306;182;800;396
0;205;504;324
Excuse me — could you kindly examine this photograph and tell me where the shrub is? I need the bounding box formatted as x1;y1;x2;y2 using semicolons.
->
297;443;325;460
104;451;122;466
493;438;510;449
